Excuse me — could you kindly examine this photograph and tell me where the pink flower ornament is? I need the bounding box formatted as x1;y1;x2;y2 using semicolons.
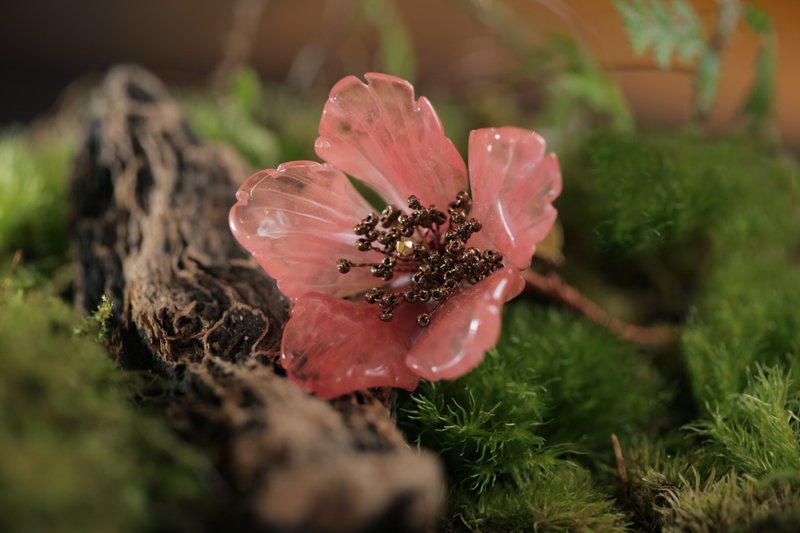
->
229;73;562;399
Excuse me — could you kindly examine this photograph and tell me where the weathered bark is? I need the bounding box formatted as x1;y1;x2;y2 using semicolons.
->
70;65;442;533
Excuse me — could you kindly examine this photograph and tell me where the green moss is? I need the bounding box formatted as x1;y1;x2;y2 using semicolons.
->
0;133;74;261
400;352;558;497
683;261;800;406
605;135;800;529
562;133;728;257
658;473;800;533
3;65;800;529
617;436;701;530
449;462;628;532
689;367;800;477
681;144;800;406
395;130;800;527
0;273;210;533
399;303;667;528
621;427;800;532
503;304;668;455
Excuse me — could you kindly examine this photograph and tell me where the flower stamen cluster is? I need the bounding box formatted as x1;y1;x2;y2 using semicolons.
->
230;73;563;398
336;191;503;327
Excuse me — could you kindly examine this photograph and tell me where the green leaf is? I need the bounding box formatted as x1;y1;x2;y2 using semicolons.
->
743;4;771;34
230;67;262;114
695;50;721;117
740;6;776;128
537;35;635;140
614;0;707;69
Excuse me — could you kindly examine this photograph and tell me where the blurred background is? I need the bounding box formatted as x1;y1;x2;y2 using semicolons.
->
1;0;798;147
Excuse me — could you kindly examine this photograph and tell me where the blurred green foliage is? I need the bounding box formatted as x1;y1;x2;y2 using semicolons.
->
359;0;416;81
741;5;777;133
614;0;716;118
457;1;633;150
182;69;281;169
563;133;726;256
614;0;777;126
0;269;211;533
614;0;706;69
0;133;73;262
680;140;799;406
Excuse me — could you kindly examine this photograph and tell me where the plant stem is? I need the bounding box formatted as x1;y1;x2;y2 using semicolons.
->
693;0;742;123
522;270;680;347
611;433;629;488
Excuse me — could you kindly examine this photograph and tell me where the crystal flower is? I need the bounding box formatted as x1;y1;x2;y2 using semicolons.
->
229;73;561;399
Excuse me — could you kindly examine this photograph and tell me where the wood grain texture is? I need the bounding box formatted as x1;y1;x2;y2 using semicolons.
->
69;65;442;533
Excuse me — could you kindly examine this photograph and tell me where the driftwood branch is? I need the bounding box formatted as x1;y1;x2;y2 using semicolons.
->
70;65;442;533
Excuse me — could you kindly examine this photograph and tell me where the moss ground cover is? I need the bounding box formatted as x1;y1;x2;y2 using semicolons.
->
2;76;799;530
397;131;800;531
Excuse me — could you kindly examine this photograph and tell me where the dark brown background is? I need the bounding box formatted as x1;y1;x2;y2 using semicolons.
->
2;0;798;145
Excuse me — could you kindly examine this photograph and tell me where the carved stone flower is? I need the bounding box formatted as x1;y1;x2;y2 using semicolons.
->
230;73;561;399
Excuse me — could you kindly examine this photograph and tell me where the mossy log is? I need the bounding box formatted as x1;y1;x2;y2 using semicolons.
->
69;65;442;533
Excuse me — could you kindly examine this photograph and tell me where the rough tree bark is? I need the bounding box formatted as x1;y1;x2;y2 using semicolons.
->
69;66;442;533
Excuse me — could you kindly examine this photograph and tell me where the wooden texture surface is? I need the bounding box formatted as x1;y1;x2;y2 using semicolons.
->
69;65;442;533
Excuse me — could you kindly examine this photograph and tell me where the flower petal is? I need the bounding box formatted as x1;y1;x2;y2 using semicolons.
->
229;161;381;300
316;73;468;209
468;127;562;270
281;293;422;399
405;266;524;381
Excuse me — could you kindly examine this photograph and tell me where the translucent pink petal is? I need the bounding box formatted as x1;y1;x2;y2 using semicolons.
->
281;293;422;399
316;73;468;209
405;266;524;381
229;161;381;301
468;127;562;270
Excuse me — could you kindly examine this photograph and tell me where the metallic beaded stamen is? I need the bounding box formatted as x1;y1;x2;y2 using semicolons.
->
336;191;503;326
